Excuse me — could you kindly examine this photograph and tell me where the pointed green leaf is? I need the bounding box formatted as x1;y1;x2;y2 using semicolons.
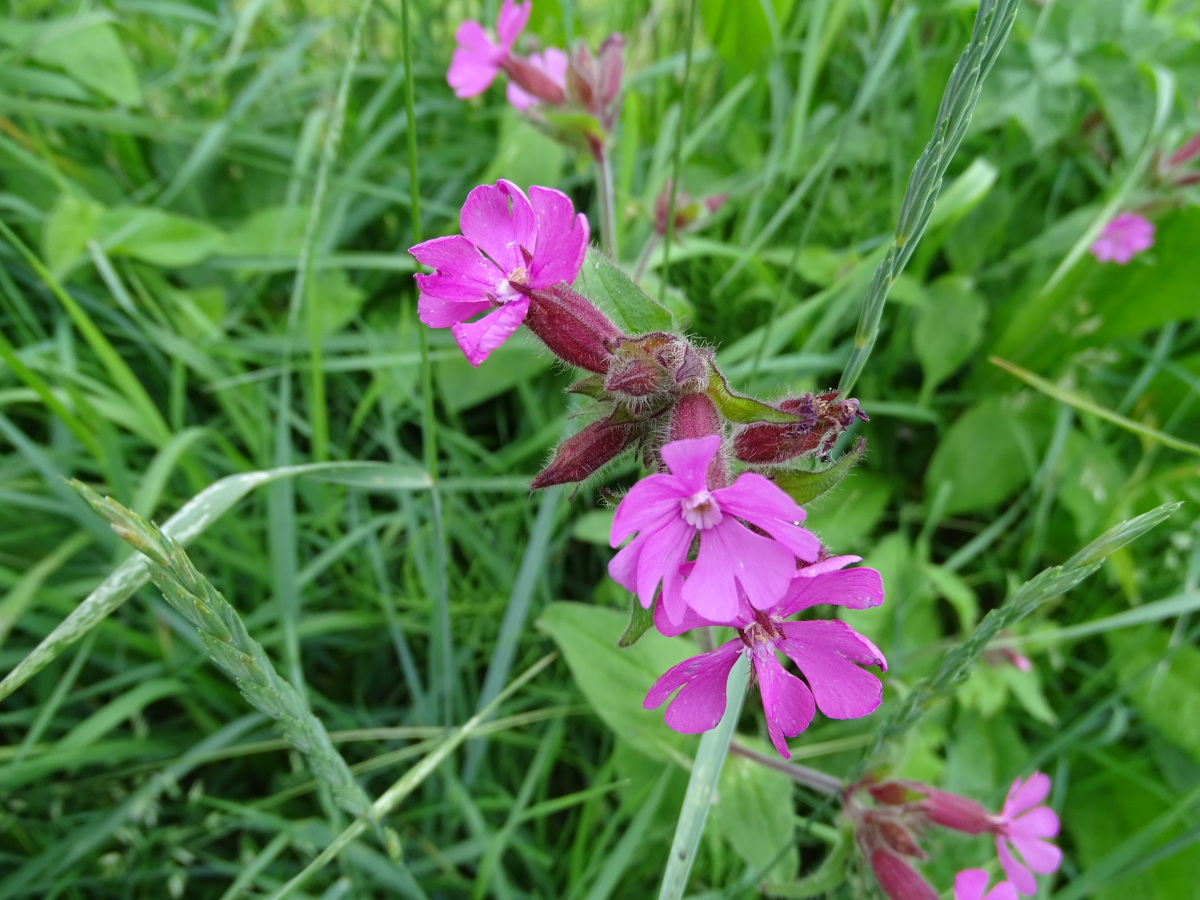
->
772;437;867;505
573;248;674;335
618;595;656;648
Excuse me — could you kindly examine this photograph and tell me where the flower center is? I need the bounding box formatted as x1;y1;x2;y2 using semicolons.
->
739;611;784;649
680;490;722;529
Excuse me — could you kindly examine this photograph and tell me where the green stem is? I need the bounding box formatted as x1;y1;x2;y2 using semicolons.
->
595;146;618;259
657;655;750;900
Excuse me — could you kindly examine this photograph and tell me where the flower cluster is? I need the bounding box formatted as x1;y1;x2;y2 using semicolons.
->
447;0;624;157
847;771;1062;899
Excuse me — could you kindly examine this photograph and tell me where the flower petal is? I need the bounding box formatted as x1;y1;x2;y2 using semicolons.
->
527;186;589;287
1011;806;1059;840
1010;834;1062;876
715;473;820;561
685;521;794;621
610;473;686;545
448;22;501;97
449;295;528;366
495;0;530;50
1003;772;1051;818
953;869;990;900
654;563;751;636
661;436;722;493
461;180;537;274
996;838;1036;896
779;620;885;719
776;565;885;618
753;652;815;757
643;641;742;734
634;520;691;609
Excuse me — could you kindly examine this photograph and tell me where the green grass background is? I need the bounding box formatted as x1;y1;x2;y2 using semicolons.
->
1;0;1199;897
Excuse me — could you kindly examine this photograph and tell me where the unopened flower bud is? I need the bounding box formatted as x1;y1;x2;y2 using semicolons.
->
669;392;722;443
598;34;625;108
501;55;566;105
531;411;640;489
869;850;939;900
605;355;664;397
918;788;992;836
525;284;625;373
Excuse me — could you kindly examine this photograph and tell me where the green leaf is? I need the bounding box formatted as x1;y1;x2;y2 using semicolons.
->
97;207;225;267
925;395;1048;516
704;370;797;424
42;193;104;274
222;206;311;258
573;248;674;335
1112;629;1200;765
914;275;987;397
310;269;366;336
699;0;795;81
0;461;431;704
714;744;797;882
618;595;655;648
803;470;892;554
12;16;142;106
772;437;867;506
434;341;555;413
536;602;695;766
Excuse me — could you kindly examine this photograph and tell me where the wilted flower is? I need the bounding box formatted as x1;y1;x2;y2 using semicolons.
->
608;436;821;623
643;554;886;758
447;0;530;99
1088;212;1155;264
409;180;588;366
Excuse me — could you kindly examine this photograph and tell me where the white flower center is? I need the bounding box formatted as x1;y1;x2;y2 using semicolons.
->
681;490;722;529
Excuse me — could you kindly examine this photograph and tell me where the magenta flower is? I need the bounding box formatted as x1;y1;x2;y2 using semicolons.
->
1089;212;1155;264
608;436;821;624
447;0;530;99
409;180;588;366
993;772;1062;895
643;555;886;758
507;47;568;111
954;870;1017;900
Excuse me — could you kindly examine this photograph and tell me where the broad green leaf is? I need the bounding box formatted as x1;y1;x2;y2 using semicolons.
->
11;16;143;106
42;193;103;274
536;602;695;766
714;745;797;882
772;437;867;507
914;275;987;396
97;207;225;267
803;470;891;554
222;206;311;258
699;0;795;81
925;396;1048;516
0;461;430;704
434;340;556;412
573;248;674;335
571;509;615;546
1112;629;1200;765
311;269;366;336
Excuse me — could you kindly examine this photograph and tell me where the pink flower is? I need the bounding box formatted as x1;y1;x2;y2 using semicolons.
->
642;554;886;758
506;47;568;111
993;773;1062;895
608;436;821;623
954;870;1017;900
409;180;588;366
1089;212;1155;264
447;0;530;99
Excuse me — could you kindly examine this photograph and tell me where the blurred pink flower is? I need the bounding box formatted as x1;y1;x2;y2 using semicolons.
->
506;47;568;111
447;0;530;99
409;179;588;366
993;772;1062;895
954;869;1017;900
1088;212;1154;264
608;435;821;623
643;553;886;758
